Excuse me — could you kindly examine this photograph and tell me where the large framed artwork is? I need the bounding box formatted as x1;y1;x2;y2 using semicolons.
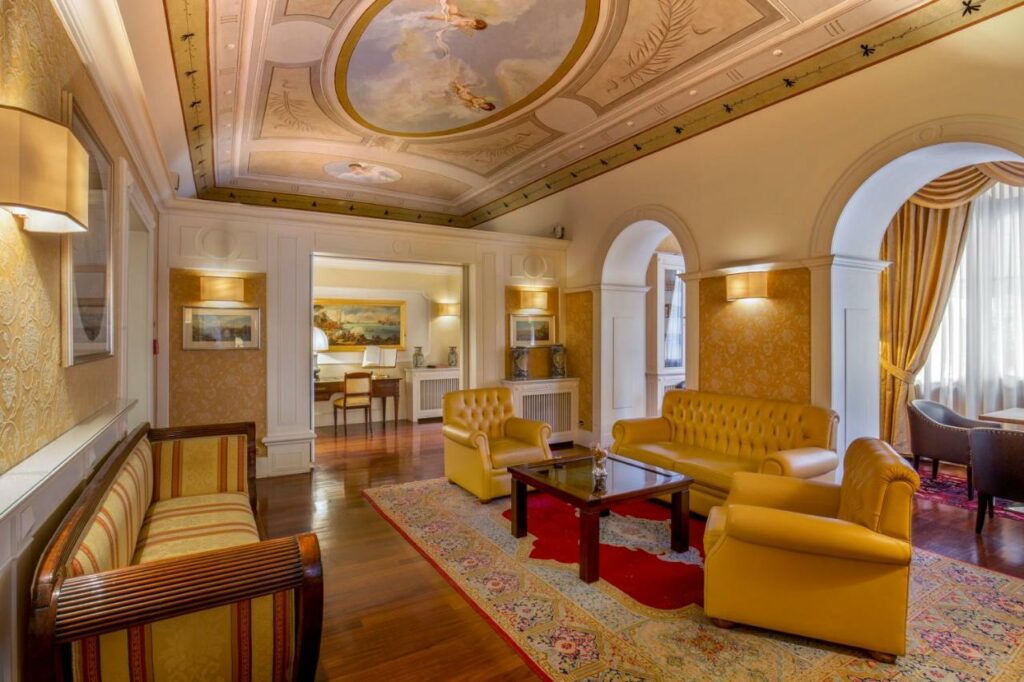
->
313;299;406;352
182;307;261;350
510;314;556;347
63;108;113;366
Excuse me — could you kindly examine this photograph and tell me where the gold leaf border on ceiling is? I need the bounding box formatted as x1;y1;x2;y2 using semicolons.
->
163;0;1022;229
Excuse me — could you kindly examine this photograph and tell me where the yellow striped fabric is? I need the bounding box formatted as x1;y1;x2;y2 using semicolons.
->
151;435;248;501
69;440;154;577
133;492;259;564
71;591;296;682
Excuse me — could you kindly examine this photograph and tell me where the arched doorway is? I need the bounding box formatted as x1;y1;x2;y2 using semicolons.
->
593;207;700;442
826;140;1024;450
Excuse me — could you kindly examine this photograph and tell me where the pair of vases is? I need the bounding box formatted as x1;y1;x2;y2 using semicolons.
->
412;346;458;368
512;344;566;380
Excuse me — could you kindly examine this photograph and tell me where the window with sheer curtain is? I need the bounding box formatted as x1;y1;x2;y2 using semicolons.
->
917;182;1024;417
665;273;685;368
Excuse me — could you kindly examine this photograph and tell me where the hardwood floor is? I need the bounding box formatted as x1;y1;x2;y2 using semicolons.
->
255;421;1024;680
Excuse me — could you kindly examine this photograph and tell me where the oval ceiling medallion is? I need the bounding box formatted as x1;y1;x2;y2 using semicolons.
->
335;0;599;138
325;160;403;184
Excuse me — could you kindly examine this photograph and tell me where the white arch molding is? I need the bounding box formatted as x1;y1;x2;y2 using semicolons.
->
586;206;701;443
813;116;1024;451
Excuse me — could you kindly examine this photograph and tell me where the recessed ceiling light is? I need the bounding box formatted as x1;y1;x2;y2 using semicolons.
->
540;162;547;168
772;48;783;56
227;43;236;50
689;89;698;96
226;89;234;95
578;143;585;149
626;120;635;127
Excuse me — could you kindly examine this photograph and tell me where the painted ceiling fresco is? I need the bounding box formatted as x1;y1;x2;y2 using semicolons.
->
163;0;992;226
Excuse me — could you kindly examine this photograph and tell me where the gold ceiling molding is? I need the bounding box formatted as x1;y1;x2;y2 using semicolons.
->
163;0;1022;228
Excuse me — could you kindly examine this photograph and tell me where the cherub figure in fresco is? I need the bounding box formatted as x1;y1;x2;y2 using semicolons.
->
450;80;495;111
425;1;487;31
347;162;371;177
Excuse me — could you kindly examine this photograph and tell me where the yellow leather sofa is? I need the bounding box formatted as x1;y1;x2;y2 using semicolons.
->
612;390;839;515
703;437;921;660
443;387;552;501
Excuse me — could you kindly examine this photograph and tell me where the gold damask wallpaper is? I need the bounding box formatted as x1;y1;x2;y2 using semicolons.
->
699;268;811;404
564;291;593;432
0;0;155;475
169;270;268;454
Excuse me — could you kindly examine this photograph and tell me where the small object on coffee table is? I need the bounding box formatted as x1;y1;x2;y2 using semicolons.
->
509;454;692;583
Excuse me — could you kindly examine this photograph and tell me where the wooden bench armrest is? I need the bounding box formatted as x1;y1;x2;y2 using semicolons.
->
52;533;322;679
148;421;256;443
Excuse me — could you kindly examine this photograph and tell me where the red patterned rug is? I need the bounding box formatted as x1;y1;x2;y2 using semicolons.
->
365;478;1024;681
914;466;1024;522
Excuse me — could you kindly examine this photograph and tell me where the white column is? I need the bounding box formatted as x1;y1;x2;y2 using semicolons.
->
596;284;650;443
828;256;890;453
261;227;316;477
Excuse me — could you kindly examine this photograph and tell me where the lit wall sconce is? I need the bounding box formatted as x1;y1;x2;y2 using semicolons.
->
725;271;769;301
518;289;548;311
200;276;245;302
435;302;461;318
0;106;89;233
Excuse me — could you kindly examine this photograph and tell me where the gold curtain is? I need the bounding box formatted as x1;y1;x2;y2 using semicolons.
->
880;202;970;452
879;161;1024;452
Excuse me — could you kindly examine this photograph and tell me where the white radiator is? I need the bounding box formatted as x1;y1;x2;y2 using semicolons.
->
502;378;580;444
405;368;462;421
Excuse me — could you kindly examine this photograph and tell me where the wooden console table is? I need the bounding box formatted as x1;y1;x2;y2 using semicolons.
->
315;377;401;427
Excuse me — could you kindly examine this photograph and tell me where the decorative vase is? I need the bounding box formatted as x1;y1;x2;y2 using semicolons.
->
550;344;566;378
447;346;458;367
511;347;530;379
412;346;425;368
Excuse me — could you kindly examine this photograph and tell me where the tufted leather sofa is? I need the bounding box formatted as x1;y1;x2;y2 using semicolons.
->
442;388;552;501
611;389;839;515
703;438;921;660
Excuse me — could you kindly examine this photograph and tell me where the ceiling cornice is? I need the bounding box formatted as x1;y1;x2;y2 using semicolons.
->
50;0;179;207
158;0;1021;226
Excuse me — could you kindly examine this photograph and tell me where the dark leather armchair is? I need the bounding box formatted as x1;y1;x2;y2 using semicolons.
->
907;399;994;500
968;428;1024;533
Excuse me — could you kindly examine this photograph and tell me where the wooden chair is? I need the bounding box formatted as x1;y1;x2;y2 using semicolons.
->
969;427;1024;533
334;372;373;436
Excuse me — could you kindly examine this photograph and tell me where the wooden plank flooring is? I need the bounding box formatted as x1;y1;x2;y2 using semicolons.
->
255;421;1024;680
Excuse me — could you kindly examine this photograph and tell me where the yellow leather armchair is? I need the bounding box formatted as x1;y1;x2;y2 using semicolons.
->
442;388;552;501
703;438;921;660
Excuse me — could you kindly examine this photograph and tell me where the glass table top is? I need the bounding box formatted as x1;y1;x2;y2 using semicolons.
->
510;455;688;503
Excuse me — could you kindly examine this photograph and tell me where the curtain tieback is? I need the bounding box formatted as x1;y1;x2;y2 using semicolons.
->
881;358;916;384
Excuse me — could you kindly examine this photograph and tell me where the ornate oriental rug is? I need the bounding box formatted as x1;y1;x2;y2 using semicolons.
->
914;466;1024;523
365;478;1024;681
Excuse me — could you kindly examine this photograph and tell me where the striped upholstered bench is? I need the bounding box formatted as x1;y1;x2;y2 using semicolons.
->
29;422;322;681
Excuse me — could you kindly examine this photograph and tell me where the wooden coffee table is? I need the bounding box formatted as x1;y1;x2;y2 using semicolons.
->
508;454;693;583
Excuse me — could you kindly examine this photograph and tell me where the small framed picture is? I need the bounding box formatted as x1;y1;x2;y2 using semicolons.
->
183;307;261;350
510;314;556;347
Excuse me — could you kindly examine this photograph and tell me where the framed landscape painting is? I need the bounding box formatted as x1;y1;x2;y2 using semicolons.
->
183;307;261;350
313;299;406;352
510;314;555;347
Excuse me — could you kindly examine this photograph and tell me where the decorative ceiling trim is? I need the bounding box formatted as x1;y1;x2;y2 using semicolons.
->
163;0;1021;229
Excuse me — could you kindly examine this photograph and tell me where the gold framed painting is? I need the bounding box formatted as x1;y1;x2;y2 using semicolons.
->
183;307;261;350
510;314;556;347
313;299;407;352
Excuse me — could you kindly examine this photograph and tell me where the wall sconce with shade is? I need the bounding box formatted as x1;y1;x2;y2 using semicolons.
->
200;276;245;302
434;302;461;318
726;271;769;301
518;289;548;311
312;327;329;380
0;106;89;234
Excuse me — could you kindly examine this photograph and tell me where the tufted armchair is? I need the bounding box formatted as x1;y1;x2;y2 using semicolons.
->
612;390;839;515
442;388;552;501
703;438;921;661
908;399;996;498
